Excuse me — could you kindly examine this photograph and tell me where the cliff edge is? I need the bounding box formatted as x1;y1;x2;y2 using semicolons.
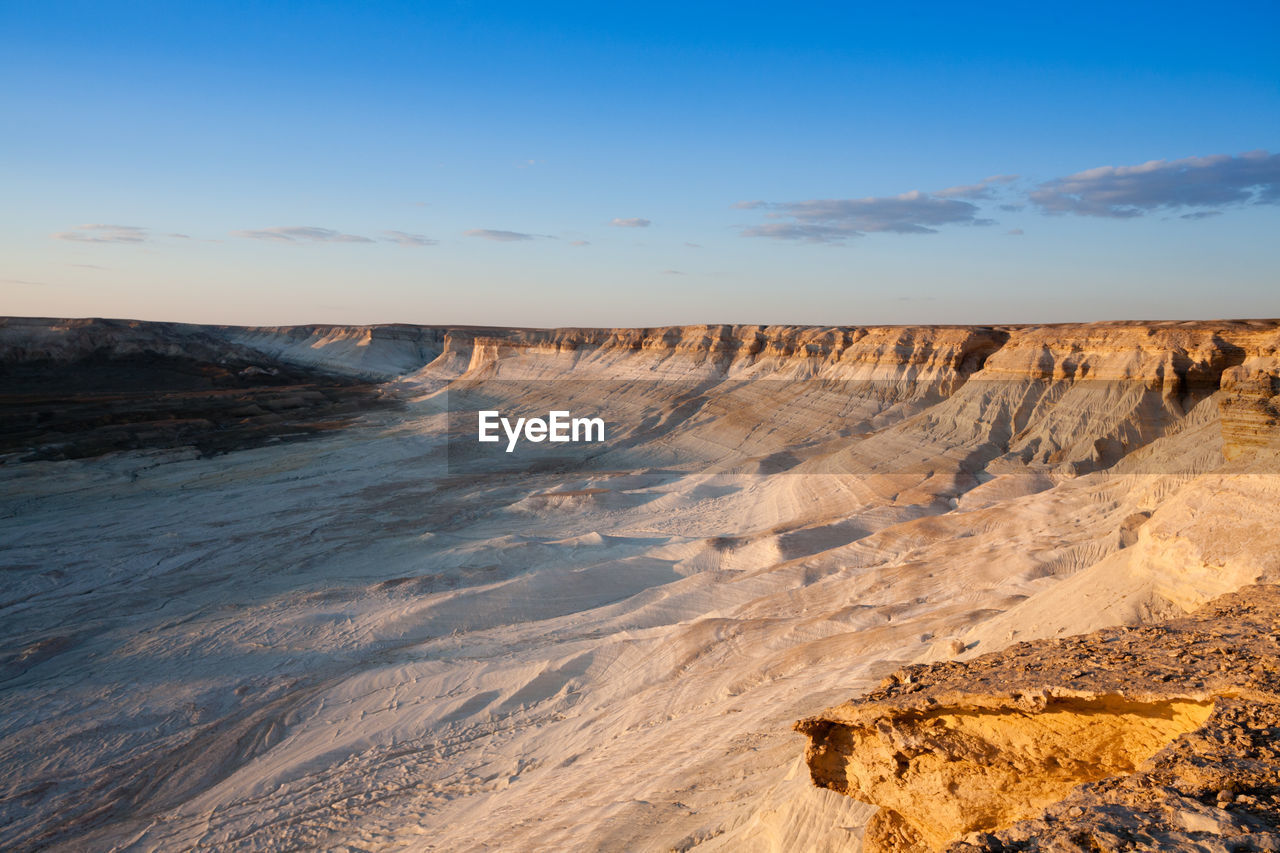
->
796;585;1280;852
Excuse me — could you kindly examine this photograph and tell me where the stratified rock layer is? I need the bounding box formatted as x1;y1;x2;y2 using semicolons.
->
3;316;1280;852
796;585;1280;852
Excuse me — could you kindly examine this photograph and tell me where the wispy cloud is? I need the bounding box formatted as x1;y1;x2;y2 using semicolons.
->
233;226;374;244
1030;150;1280;217
382;230;437;247
464;228;543;242
739;191;993;243
736;151;1276;245
934;174;1019;200
661;269;684;275
570;239;590;247
52;224;148;243
610;217;651;228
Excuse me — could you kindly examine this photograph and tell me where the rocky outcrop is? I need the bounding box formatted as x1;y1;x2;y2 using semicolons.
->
1220;364;1280;459
5;316;1278;384
6;316;1280;469
795;585;1280;852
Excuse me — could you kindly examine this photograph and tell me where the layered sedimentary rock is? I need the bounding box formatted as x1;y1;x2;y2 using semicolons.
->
796;586;1280;852
1220;364;1280;459
6;316;1277;392
7;317;1279;470
2;316;1279;852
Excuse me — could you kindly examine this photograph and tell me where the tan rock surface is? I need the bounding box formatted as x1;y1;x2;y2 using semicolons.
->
797;585;1280;851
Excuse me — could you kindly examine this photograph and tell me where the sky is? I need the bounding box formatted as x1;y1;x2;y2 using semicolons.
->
3;1;1279;327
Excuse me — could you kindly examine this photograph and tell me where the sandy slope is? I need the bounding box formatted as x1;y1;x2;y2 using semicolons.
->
1;319;1278;851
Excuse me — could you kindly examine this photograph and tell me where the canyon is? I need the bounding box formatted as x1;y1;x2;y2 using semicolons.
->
1;316;1279;851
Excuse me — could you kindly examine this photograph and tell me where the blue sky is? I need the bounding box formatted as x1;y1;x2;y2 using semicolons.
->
3;1;1278;326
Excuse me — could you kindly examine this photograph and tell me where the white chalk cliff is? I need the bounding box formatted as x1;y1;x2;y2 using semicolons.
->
1;317;1278;851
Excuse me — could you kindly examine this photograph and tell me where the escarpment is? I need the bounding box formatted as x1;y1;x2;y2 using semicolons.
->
4;316;1280;852
6;317;1277;385
796;585;1280;852
5;316;1280;471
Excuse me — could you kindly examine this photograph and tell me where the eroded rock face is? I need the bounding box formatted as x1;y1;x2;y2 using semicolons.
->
805;696;1215;849
1220;364;1280;459
796;585;1280;851
3;317;1280;851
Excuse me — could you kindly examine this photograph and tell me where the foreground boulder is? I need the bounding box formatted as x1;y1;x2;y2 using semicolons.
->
796;585;1280;851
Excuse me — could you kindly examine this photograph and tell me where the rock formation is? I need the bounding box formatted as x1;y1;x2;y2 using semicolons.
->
797;585;1280;852
1;316;1278;851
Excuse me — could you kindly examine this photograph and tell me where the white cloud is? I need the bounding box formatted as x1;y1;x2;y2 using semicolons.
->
52;224;148;244
934;174;1019;199
464;228;540;242
382;230;438;247
740;191;992;243
736;151;1277;245
1030;151;1280;217
233;226;374;243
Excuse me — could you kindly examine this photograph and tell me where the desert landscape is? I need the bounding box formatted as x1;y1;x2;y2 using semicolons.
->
5;3;1277;850
2;316;1279;851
